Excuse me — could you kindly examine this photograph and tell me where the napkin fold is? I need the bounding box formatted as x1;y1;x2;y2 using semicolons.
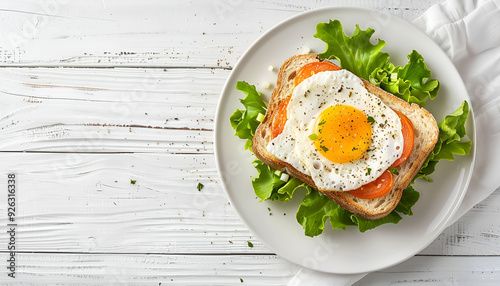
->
289;0;500;284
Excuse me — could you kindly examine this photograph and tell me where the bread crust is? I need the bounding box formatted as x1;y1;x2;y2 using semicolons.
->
252;54;439;220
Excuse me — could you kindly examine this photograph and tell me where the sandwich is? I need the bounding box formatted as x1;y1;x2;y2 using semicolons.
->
252;54;439;220
230;20;471;236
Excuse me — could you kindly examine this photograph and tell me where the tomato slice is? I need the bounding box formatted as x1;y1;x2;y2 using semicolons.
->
295;62;341;87
348;170;393;199
271;96;291;139
390;110;414;168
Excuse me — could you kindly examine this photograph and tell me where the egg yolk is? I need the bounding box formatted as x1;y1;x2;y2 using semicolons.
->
313;105;372;163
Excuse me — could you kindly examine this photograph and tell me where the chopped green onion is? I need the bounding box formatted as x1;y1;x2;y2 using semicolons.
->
390;72;398;82
279;173;289;182
197;182;204;191
389;167;399;175
256;113;265;122
309;133;318;140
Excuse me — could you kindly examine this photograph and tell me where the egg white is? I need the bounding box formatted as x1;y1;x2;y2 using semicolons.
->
267;69;404;191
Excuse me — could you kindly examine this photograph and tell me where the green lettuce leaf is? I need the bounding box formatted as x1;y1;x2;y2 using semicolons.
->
229;81;267;150
351;212;402;233
370;62;412;100
252;159;286;201
252;159;307;202
394;186;420;216
314;20;389;80
397;50;440;102
416;101;472;181
439;100;469;143
370;51;439;107
296;187;355;237
272;177;306;202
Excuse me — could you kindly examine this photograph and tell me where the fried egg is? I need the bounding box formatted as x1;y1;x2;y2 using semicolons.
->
266;69;404;191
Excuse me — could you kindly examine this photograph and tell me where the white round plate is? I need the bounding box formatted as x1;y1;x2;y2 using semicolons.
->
214;7;475;274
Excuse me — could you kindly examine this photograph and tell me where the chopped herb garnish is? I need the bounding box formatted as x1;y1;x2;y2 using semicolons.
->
240;278;244;283
247;241;253;247
389;167;399;175
256;113;265;122
366;168;372;176
197;182;204;191
367;116;375;123
319;145;328;152
318;119;326;126
130;180;136;185
309;133;318;140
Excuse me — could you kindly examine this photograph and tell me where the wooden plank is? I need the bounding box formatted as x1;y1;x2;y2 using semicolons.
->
0;0;441;68
0;153;269;254
0;67;228;152
356;256;500;286
421;189;500;255
0;253;299;285
0;253;499;285
0;152;499;256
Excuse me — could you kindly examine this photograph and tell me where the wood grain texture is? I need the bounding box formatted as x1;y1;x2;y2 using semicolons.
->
0;253;499;285
421;190;500;255
355;256;500;286
0;0;440;68
0;67;223;152
0;0;497;284
0;151;499;256
0;153;269;253
0;253;299;285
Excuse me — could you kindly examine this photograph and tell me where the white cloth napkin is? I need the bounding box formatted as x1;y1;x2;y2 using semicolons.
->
289;0;500;284
414;0;500;225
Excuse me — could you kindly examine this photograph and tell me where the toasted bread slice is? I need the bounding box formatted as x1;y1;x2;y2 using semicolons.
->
253;54;439;220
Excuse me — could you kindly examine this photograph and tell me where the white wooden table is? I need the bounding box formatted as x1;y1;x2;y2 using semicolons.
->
0;0;499;285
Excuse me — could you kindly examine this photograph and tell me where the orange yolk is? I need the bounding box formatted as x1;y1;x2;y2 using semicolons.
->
313;105;372;163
